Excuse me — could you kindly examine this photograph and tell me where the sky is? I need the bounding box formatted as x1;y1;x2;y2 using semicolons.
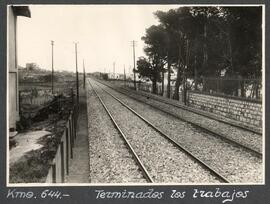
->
16;5;181;75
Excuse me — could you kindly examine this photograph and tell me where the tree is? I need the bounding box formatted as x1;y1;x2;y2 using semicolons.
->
155;9;182;98
155;7;201;100
140;6;262;99
136;57;162;94
139;25;168;94
38;74;58;83
222;7;262;77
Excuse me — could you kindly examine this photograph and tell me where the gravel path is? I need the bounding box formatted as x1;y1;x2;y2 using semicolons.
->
94;80;263;183
87;82;146;183
90;80;220;183
102;81;262;154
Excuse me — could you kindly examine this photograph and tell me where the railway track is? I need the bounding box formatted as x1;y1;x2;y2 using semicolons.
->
88;80;153;183
95;79;262;158
121;85;262;135
88;79;229;183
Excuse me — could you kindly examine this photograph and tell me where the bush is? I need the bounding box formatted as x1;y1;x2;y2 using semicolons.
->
38;74;58;83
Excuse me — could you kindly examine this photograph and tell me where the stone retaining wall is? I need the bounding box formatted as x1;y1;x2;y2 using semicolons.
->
188;91;262;127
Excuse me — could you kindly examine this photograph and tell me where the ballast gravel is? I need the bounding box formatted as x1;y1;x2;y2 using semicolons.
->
87;83;146;183
91;80;220;183
95;80;263;183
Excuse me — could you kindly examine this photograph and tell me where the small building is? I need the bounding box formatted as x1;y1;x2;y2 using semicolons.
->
25;62;39;70
108;73;125;80
92;72;102;78
8;6;31;133
126;73;134;80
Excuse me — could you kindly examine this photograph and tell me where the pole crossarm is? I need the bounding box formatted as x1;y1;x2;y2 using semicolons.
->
74;42;79;105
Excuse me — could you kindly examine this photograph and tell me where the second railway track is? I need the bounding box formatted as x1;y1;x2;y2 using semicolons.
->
96;79;262;157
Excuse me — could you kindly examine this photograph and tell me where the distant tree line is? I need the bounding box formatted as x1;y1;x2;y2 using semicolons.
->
136;6;262;99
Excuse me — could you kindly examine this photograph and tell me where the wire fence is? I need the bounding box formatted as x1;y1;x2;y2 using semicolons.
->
125;80;180;100
124;76;262;102
194;77;262;100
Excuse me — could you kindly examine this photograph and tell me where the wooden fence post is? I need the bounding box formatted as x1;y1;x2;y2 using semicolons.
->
65;128;69;175
70;115;74;159
52;164;56;183
60;141;64;183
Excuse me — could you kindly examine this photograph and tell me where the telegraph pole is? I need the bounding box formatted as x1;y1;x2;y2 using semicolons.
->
124;64;126;87
129;65;132;75
74;42;79;105
83;59;86;89
51;40;54;94
113;62;116;79
131;40;137;90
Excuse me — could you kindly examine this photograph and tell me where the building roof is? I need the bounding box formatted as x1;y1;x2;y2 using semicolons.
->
12;6;31;18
